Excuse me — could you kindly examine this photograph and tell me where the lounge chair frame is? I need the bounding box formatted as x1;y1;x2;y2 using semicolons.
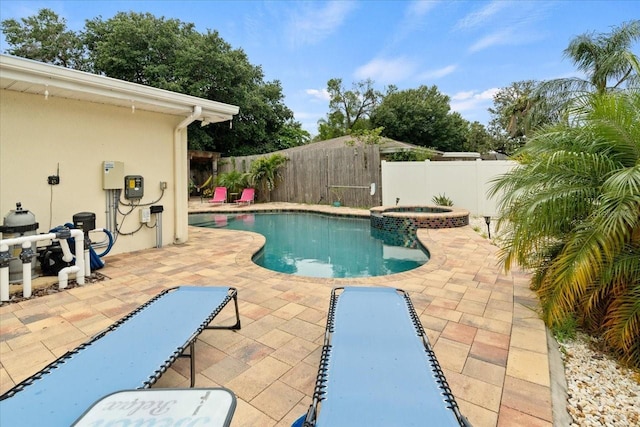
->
0;286;241;426
299;286;470;427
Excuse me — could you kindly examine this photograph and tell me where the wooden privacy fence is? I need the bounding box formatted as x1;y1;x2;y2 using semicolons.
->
218;144;382;207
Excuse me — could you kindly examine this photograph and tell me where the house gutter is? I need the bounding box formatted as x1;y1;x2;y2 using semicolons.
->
174;106;202;244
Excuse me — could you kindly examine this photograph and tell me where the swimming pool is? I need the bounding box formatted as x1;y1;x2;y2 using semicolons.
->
188;212;429;278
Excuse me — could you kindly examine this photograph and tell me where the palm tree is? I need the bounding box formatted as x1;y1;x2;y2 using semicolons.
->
249;154;288;202
216;170;250;195
490;90;640;367
534;20;640;123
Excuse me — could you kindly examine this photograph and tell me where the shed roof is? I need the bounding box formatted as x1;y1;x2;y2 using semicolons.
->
0;54;239;124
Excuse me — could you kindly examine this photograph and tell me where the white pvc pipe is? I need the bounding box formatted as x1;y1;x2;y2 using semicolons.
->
1;232;59;247
84;249;91;277
72;230;85;286
0;229;85;300
0;242;9;301
0;263;8;301
58;239;74;262
58;265;80;289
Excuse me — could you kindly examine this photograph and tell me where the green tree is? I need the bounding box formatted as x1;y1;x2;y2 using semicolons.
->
249;153;288;202
535;20;640;122
1;8;87;69
83;12;192;89
487;80;555;155
273;119;311;150
371;85;468;151
316;110;348;141
444;112;470;152
316;78;382;138
490;91;640;367
463;121;493;153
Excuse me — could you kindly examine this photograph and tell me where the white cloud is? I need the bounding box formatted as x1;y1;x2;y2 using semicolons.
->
454;1;511;31
406;0;439;18
305;88;331;102
384;1;440;50
419;64;457;80
469;24;546;53
286;2;356;48
451;90;477;101
450;88;499;114
354;57;417;84
469;28;514;52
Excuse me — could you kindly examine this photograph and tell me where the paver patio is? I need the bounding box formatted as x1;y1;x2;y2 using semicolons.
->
0;202;555;426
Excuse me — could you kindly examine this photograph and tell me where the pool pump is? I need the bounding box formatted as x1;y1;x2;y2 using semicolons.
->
0;203;39;283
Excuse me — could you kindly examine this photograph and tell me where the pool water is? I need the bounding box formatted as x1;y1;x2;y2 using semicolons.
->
188;212;430;278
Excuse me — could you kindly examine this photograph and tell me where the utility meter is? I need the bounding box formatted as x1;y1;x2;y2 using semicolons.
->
124;175;144;199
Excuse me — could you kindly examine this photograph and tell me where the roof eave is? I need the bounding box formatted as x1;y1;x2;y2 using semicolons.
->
0;54;239;121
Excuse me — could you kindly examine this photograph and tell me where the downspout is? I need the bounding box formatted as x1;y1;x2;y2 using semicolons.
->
174;106;202;244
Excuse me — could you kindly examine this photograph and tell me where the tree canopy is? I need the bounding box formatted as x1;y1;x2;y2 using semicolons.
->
371;85;468;151
1;8;86;70
315;78;382;140
486;80;552;155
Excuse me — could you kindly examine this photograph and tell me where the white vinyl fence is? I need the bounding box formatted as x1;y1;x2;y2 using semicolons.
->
381;159;517;216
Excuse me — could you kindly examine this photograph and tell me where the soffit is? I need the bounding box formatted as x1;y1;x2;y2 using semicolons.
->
0;54;239;124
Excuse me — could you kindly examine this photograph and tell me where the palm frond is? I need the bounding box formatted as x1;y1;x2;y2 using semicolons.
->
601;257;640;367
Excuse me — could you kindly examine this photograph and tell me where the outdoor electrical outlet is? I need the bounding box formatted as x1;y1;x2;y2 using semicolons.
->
160;181;168;190
47;175;60;185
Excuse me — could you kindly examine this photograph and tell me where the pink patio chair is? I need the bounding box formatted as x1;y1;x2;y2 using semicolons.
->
235;188;255;206
209;186;227;204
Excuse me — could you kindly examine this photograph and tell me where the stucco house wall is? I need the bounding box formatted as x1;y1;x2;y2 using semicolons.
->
0;55;238;257
1;89;178;254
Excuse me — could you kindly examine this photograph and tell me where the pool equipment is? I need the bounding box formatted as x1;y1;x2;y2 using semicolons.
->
38;212;114;278
0;203;39;283
73;212;96;276
0;228;85;301
66;212;113;272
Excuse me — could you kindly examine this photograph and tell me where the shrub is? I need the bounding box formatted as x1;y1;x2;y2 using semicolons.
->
432;193;453;206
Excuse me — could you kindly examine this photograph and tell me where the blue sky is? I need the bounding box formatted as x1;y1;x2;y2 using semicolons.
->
1;1;638;136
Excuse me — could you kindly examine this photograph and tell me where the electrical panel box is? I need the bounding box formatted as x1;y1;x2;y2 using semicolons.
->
140;207;151;223
124;175;144;199
103;161;124;189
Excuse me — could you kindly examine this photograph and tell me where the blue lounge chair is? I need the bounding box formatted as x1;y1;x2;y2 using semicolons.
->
294;287;471;427
0;286;241;427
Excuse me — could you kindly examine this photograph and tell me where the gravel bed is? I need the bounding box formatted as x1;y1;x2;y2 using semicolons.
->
560;335;639;426
468;217;640;426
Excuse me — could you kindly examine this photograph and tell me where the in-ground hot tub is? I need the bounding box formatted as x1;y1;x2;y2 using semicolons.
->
370;205;470;233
